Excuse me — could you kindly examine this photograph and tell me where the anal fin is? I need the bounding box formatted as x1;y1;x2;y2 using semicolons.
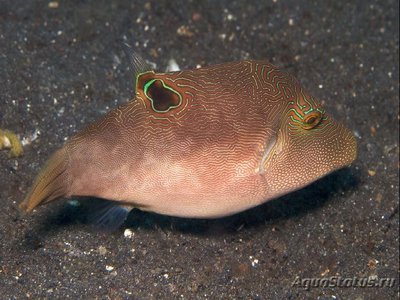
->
87;199;133;231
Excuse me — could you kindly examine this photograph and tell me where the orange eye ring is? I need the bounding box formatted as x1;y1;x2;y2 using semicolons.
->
301;111;322;129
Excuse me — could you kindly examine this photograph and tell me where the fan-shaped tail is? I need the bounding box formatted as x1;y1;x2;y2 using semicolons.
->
19;148;70;213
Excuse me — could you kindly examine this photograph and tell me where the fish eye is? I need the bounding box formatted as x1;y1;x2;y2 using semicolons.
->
305;116;316;124
302;111;322;129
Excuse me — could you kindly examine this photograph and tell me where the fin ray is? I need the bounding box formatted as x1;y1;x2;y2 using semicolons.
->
87;199;133;231
19;148;70;212
122;43;153;92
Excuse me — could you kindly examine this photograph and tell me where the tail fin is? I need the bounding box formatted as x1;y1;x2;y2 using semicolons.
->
19;147;70;213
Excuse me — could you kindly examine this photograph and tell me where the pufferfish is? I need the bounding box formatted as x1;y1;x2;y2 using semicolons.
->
19;47;357;228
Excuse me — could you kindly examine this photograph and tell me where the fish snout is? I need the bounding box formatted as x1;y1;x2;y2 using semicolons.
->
261;116;357;197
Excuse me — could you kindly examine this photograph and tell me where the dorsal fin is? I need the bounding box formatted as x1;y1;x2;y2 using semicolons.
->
123;43;153;92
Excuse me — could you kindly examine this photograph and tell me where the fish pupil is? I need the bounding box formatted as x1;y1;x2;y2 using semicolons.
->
301;111;322;129
306;116;316;124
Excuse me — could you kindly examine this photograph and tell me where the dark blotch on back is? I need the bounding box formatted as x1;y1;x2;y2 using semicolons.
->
148;80;180;112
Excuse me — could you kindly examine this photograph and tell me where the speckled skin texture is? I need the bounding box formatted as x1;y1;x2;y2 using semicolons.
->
0;0;398;299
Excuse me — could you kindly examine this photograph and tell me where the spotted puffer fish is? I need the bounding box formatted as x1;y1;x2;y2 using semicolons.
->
20;48;357;228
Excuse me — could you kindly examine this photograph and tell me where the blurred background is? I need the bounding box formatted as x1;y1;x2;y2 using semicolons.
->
0;1;398;298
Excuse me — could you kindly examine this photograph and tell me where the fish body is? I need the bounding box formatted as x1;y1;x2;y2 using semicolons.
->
20;55;357;222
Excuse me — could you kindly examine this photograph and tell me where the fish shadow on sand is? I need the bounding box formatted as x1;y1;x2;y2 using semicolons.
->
19;166;359;248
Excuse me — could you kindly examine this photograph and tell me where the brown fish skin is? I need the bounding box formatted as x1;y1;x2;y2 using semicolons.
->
20;60;357;218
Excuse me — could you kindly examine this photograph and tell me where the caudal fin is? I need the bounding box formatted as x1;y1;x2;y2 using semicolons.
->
19;148;70;213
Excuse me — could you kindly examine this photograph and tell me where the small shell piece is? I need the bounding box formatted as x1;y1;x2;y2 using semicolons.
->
0;129;23;157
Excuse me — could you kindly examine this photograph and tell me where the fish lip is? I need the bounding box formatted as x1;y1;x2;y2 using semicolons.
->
258;133;278;173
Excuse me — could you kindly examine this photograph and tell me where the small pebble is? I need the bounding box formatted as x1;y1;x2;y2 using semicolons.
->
105;265;114;272
48;1;59;8
367;259;378;269
124;229;134;238
370;126;376;136
249;256;259;267
144;2;151;10
166;59;180;72
320;268;330;276
98;246;107;255
177;25;194;37
192;12;202;22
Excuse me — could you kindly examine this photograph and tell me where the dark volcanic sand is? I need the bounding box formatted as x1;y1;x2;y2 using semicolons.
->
0;1;398;299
